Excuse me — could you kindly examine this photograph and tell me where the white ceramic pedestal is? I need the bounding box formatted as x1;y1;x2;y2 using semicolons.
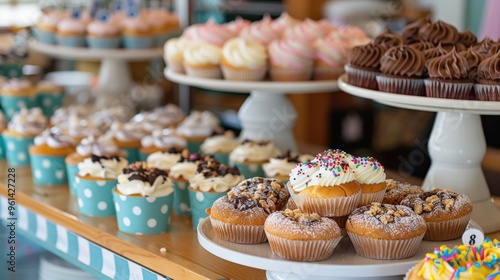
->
165;69;339;152
338;75;500;233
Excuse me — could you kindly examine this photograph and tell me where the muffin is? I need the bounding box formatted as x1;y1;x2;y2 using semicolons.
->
107;122;147;163
345;43;386;90
346;202;427;260
86;10;122;49
114;162;175;234
475;52;500;101
401;189;473;241
350;156;387;206
377;45;426;96
382;179;424;205
139;128;187;160
56;9;87;47
183;42;222;78
122;9;153;49
209;177;289;244
176;110;219;153
35;80;65;117
221;38;267;81
164;37;190;73
263;151;313;183
0;79;36;120
268;36;315;81
264;209;341;261
199;129;239;164
188;157;243;230
229;140;281;178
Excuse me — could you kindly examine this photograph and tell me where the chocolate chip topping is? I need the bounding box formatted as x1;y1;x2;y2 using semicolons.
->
282;209;321;225
363;202;408;224
122;162;168;185
401;189;458;214
162;147;183;154
91;154;121;163
178;148;205;163
276;150;301;163
241;139;271;146
196;157;241;177
228;177;289;214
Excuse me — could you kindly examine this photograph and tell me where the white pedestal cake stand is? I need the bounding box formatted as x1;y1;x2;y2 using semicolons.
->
30;41;163;107
164;68;339;152
338;75;500;233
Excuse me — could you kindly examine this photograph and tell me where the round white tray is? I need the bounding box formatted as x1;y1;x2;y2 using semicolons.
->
198;218;481;280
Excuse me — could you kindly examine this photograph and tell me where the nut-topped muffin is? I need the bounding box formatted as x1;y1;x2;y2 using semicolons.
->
382;179;424;205
209;177;289;244
346;202;427;260
401;189;473;241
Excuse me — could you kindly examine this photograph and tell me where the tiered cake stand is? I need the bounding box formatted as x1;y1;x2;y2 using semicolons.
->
338;75;500;234
164;69;339;152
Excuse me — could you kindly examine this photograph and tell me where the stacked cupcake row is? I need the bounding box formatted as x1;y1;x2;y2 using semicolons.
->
164;14;370;81
346;17;500;101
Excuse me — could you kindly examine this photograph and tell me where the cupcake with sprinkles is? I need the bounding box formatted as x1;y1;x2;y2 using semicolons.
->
350;156;387;206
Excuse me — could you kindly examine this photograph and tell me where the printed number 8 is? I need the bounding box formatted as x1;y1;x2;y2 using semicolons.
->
469;234;476;245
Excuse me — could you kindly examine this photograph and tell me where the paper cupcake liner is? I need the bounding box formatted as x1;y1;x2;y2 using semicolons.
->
172;180;191;216
376;76;425;96
474;84;500;101
123;36;153;49
65;163;78;196
347;232;424;260
75;177;116;217
221;65;267;81
424;79;473;99
424;214;471;241
1;95;37;120
3;134;34;166
210;218;267;244
345;65;379;90
313;66;345;81
29;154;67;186
36;92;64;117
166;59;185;74
86;37;122;49
113;188;174;234
0;135;5;159
269;66;313;81
265;232;342;262
188;188;226;230
232;162;265;178
184;64;222;79
359;189;386;207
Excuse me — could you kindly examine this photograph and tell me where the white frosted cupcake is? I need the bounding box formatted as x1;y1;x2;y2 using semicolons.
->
221;38;268;81
131;104;185;133
164;37;190;73
183;42;222;79
349;156;387;206
229;140;281;179
263;152;313;183
86;10;122;49
146;148;182;173
139;128;186;160
176;110;219;153
200;130;239;164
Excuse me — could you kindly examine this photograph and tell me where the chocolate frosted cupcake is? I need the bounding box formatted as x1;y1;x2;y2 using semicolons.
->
424;48;472;99
409;41;435;52
373;29;405;49
474;37;498;58
402;16;431;44
422;43;448;60
418;20;459;51
475;52;500;101
460;47;485;88
377;45;426;95
345;43;386;90
458;30;477;48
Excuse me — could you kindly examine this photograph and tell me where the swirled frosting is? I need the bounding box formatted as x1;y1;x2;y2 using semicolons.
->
222;38;267;68
34;127;76;148
289;161;319;192
132;104;185;132
314;34;352;67
224;16;251;33
200;130;239;154
183;20;236;46
373;29;405;49
90;106;132;131
423;44;448;60
146;148;182;171
402;16;431;44
169;151;205;180
78;155;128;179
164;37;190;60
263;152;314;177
76;135;120;157
380;45;426;77
269;36;315;69
284;18;333;43
65;114;100;139
177;110;219;137
418;20;459;46
348;43;386;70
475;37;498;57
350;157;386;185
458;30;477;47
117;162;173;197
229;140;281;164
460;48;485;81
189;158;243;192
7;108;47;136
107;122;147;142
141;128;187;149
240;15;282;46
271;12;300;32
477;52;500;82
331;26;371;47
409;41;436;51
183;42;222;66
426;49;470;80
50;106;89;127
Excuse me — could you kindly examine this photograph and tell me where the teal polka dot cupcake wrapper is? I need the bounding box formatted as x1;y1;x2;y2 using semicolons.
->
56;36;86;47
188;188;226;231
121;147;140;164
232;162;265;179
29;154;67;186
0;135;5;159
113;188;174;235
36;92;64;117
172;180;191;216
33;28;56;44
75;177;117;217
1;95;37;120
212;153;229;165
3;134;34;166
187;141;203;154
66;163;78;196
123;36;153;49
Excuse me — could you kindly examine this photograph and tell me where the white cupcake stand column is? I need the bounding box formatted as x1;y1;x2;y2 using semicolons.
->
339;75;500;233
165;69;339;152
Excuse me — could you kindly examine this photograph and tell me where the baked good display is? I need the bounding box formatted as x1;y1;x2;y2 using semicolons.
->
263;151;313;183
176;110;220;153
35;80;65;117
264;209;341;261
475;52;500;101
139;128;187;160
345;43;386;90
209;177;289;244
382;179;424;205
106;121;147;163
0;79;36;119
405;238;500;279
346;202;427;260
221;38;268;81
349;156;387;206
229;139;281;178
400;188;473;241
199;129;239;164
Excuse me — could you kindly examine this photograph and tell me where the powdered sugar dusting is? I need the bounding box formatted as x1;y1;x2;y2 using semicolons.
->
265;210;341;239
382;179;424;205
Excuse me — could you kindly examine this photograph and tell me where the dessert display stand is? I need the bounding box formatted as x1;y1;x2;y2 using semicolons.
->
338;75;500;234
164;69;339;152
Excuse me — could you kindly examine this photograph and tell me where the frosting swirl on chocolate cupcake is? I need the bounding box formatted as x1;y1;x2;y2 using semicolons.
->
402;16;431;44
476;52;500;83
423;44;448;60
459;47;485;81
474;37;498;57
409;41;435;51
373;29;405;49
418;20;459;46
380;45;426;78
348;43;386;70
426;48;469;80
458;30;477;47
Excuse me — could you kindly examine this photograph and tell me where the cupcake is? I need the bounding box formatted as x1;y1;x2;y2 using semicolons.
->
409;41;435;52
313;34;351;80
458;30;477;48
418;20;459;51
283;18;333;45
224;16;251;34
56;8;87;47
269;36;315;81
422;43;448;60
164;37;190;73
0;111;6;159
50;105;89;127
86;10;122;49
401;189;473;241
146;147;182;173
345;43;386;90
29;127;76;186
346;202;426;260
76;154;128;216
209;177;289;244
424;49;472;99
3;108;47;166
229;140;280;178
131;104;185;133
139;128;186;160
460;47;485;83
264;209;341;261
350;156;387;206
381;179;424;205
402;16;431;44
183;20;236;47
271;12;300;33
376;45;426;95
176;110;219;153
122;8;153;49
148;9;179;47
114;162;175;234
475;52;500;101
331;26;371;47
183;42;222;78
34;10;65;44
62;113;100;144
221;38;267;81
0;79;36;120
373;29;406;49
35;80;65;117
188;157;243;230
199;129;239;164
107;122;147;163
240;15;282;46
474;37;498;58
263;151;313;183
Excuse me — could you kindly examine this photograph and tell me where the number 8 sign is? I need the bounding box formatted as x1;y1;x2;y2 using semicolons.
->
462;228;485;247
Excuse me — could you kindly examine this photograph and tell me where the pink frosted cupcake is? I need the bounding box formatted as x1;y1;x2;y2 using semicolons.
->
268;36;315;81
56;9;87;47
86;11;122;49
271;12;300;33
331;26;371;47
224;16;251;34
313;34;351;80
240;14;282;46
283;18;334;44
184;19;237;47
221;38;268;81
